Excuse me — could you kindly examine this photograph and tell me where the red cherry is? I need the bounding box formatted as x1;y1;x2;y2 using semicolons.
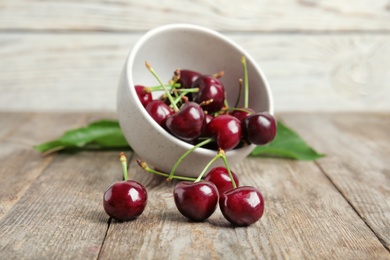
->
173;181;219;221
220;186;264;226
165;101;205;142
103;180;148;221
192;75;226;113
207;114;242;150
145;100;174;127
200;113;214;137
230;108;255;123
135;85;153;107
242;112;276;145
204;167;239;200
177;69;201;89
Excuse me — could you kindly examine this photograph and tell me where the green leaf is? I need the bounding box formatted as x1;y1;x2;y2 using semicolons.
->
35;118;324;161
250;121;325;160
34;120;130;154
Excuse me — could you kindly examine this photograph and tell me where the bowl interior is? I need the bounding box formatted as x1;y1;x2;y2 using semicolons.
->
128;25;272;117
121;24;273;175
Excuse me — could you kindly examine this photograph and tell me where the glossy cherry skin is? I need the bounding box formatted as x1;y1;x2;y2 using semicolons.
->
200;113;214;137
165;101;205;142
103;180;148;221
192;75;226;113
145;100;174;127
135;85;153;107
219;186;264;226
173;181;219;221
204;167;239;200
207;114;242;150
230;108;255;123
177;69;202;99
242;112;276;145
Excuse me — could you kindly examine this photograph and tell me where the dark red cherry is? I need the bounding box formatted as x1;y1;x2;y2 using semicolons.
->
220;186;264;226
207;114;242;150
135;85;153;107
204;167;239;200
103;180;148;221
173;181;219;221
200;113;214;137
145;100;174;127
242;112;277;145
177;69;202;89
165;101;205;142
192;75;226;113
230;108;255;123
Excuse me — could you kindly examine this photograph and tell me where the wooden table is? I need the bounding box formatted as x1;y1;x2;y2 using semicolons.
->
0;112;389;259
1;0;390;258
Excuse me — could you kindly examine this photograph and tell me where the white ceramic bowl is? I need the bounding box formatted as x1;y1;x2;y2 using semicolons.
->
117;24;273;177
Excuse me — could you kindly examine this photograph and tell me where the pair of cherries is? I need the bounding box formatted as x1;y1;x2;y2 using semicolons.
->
136;60;277;152
174;166;264;226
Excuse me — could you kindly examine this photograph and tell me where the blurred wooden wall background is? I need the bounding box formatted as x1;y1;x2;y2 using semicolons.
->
1;0;389;112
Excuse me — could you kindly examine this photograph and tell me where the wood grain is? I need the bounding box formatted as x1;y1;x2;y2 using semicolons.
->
0;0;390;32
99;155;389;259
0;112;389;259
0;112;116;220
1;33;389;112
0;151;125;259
280;112;390;251
0;112;87;220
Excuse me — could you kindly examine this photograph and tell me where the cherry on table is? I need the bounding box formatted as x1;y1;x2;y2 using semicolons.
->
103;180;148;221
173;180;219;221
103;153;148;221
204;166;239;200
219;186;264;226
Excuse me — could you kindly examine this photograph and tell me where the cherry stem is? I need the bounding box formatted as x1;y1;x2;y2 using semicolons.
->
171;69;181;98
119;152;129;181
172;88;199;93
224;107;254;114
137;160;196;181
213;70;225;79
220;151;237;189
241;56;249;108
144;83;180;93
194;152;222;183
168;138;214;180
223;98;229;110
233;78;243;108
145;61;179;112
172;91;190;105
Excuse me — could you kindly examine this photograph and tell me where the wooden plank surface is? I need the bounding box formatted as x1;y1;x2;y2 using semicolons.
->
0;112;115;220
1;0;390;32
0;112;87;220
0;151;124;259
281;113;390;251
100;157;389;259
0;112;389;259
1;33;389;112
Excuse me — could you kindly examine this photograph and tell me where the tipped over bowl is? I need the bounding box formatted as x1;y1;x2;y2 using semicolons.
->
117;24;273;177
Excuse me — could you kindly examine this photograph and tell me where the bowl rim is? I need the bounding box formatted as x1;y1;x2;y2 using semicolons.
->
124;23;273;156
